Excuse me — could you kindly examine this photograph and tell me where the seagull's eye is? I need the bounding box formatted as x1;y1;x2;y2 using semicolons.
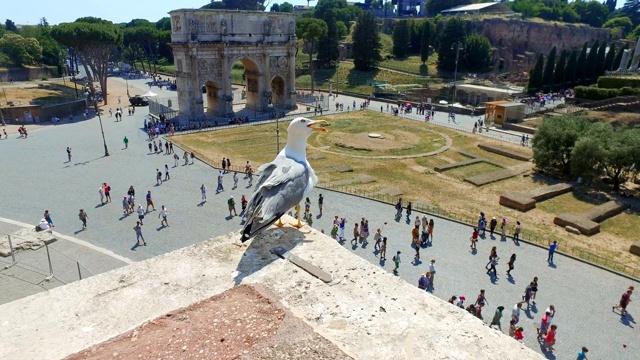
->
300;119;306;123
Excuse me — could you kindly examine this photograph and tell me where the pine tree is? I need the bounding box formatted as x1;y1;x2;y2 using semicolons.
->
420;21;431;64
436;17;467;72
603;43;616;72
575;42;588;84
595;41;607;77
585;39;599;80
542;46;556;90
612;43;628;70
554;50;567;90
392;20;411;58
352;11;382;71
565;49;578;86
528;54;544;94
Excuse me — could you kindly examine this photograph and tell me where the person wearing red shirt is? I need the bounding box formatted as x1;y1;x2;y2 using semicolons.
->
544;324;557;352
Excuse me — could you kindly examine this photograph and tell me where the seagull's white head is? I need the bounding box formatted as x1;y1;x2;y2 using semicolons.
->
283;117;327;160
287;117;327;139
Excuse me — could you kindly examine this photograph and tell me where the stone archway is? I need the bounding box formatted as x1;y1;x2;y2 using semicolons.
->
271;75;285;107
170;9;297;121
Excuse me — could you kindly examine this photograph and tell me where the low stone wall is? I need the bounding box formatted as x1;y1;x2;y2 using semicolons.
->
501;122;536;135
478;144;532;161
500;183;572;212
465;169;518;186
630;241;640;256
554;201;626;236
434;158;482;172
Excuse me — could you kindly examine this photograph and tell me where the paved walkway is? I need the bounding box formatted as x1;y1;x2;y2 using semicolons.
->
0;76;636;359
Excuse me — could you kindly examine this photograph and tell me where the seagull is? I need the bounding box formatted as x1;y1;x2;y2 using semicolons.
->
241;117;327;241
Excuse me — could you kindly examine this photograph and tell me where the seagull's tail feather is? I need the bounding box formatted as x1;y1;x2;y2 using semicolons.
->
241;211;284;242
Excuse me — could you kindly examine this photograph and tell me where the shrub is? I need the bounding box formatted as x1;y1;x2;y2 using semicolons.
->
597;76;640;89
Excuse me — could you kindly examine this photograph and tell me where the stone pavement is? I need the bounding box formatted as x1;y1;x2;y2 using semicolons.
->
0;76;636;359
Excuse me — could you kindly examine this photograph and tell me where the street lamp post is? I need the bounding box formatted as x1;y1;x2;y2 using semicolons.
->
451;42;464;103
125;76;130;97
94;101;110;157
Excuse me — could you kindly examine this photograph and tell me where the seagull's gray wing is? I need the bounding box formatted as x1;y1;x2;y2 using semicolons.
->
241;157;309;241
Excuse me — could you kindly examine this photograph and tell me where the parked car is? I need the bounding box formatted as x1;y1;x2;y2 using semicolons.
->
129;96;149;107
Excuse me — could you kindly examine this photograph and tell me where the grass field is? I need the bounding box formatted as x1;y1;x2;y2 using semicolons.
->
536;192;604;215
380;54;439;77
1;81;79;106
171;111;640;273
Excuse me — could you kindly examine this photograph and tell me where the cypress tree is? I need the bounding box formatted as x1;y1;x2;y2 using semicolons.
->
603;43;616;72
576;42;588;84
420;21;431;64
392;20;411;58
595;41;607;77
542;46;556;90
316;12;339;67
585;39;599;80
554;50;567;90
528;54;544;94
565;50;578;86
612;43;628;70
352;11;382;71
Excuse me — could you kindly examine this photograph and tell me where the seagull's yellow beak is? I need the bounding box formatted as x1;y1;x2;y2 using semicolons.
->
307;120;328;132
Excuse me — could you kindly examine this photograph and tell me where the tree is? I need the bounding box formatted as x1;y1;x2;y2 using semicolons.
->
0;33;43;66
571;0;610;28
296;18;328;92
270;3;280;11
528;54;544;94
594;41;607;77
316;12;339;67
463;34;492;72
420;21;431;64
597;126;640;191
5;19;18;33
585;39;599;80
156;17;172;31
605;0;617;13
392;20;411;58
279;2;294;12
408;20;423;54
571;136;605;182
622;0;640;27
612;43;628;70
352;11;382;71
51;19;122;106
532;115;593;175
603;43;616;72
575;42;588;84
436;17;466;71
602;16;633;34
553;50;567;88
542;46;556;90
565;49;578;85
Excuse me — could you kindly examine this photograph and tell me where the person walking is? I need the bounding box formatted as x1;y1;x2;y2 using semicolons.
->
318;194;324;216
123;136;129;149
519;282;535;309
227;196;237;216
66;147;72;162
380;237;387;260
183;151;189;165
548;241;558;263
395;198;403;218
475;289;488;319
98;186;105;204
103;183;112;203
200;184;207;202
240;195;248;215
247;168;254;187
233;172;239;189
173;153;179;167
148;142;153;153
486;246;498;269
156;169;162;185
577;347;589;360
225;157;230;170
428;259;436;287
544;325;557;352
486;254;498;277
159;205;169;227
146;191;155;211
164;165;170;181
339;218;346;241
489;306;504;332
613;286;634;316
134;221;146;246
122;196;131;215
500;218;507;240
351;223;360;246
137;205;146;225
392;251;401;275
78;209;88;229
507;253;516;276
513;221;522;244
428;219;434;243
222;157;227;173
406;201;412;221
470;227;479;250
44;210;54;227
216;172;224;193
412;225;421;261
374;228;382;252
512;303;522;325
489;216;497;236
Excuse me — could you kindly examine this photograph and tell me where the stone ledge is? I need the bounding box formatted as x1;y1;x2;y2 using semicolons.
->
500;184;572;212
478;143;532;161
0;216;543;360
465;169;518;186
553;201;626;236
630;241;640;256
434;158;482;172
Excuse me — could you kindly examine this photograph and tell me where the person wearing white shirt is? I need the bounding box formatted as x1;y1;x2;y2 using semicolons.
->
428;259;436;288
512;303;522;325
159;205;169;227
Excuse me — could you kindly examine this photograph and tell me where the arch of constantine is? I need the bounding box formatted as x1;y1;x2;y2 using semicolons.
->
169;9;297;120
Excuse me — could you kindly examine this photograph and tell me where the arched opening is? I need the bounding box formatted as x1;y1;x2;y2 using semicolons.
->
271;76;285;108
204;80;219;115
230;58;262;115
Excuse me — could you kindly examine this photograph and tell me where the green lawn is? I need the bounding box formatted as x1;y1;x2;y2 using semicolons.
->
442;162;504;181
536;192;604;215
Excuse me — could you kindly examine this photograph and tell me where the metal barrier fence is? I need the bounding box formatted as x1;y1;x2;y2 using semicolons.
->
0;233;94;303
317;182;640;280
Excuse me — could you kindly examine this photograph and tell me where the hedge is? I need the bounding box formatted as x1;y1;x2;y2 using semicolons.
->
597;76;640;89
574;86;640;100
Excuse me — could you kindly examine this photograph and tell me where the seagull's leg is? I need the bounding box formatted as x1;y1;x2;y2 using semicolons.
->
275;217;285;227
291;207;303;228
